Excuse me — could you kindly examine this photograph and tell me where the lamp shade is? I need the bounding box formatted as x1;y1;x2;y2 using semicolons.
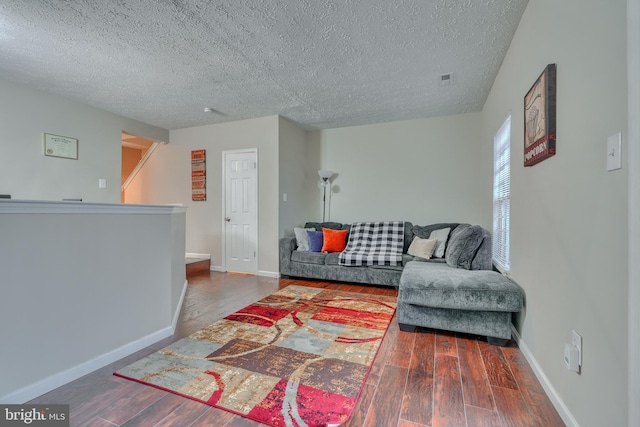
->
318;170;333;179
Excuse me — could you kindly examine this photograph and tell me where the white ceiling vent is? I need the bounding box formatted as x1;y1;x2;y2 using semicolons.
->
440;73;453;86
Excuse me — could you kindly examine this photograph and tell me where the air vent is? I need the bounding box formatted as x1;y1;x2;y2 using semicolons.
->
440;73;452;86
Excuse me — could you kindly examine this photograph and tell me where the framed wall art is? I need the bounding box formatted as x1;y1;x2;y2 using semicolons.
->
524;63;557;167
191;149;206;201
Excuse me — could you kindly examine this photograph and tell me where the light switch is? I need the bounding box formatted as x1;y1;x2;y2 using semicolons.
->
607;133;622;171
99;178;107;189
282;193;287;202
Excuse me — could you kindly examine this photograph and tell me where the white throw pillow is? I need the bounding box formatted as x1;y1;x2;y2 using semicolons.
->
294;227;316;251
407;237;438;259
428;227;451;258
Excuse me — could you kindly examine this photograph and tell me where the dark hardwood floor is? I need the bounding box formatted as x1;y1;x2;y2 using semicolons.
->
29;272;565;427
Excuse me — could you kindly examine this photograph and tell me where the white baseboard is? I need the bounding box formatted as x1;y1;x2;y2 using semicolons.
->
185;252;210;259
209;266;279;278
0;326;174;404
258;270;280;278
172;280;188;330
511;326;580;427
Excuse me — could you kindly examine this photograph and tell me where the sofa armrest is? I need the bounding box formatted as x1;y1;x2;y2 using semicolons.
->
279;237;297;275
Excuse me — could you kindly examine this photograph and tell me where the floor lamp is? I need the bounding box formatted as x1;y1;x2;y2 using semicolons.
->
318;170;333;222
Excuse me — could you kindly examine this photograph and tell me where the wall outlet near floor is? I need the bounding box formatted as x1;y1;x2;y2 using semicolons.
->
98;178;107;189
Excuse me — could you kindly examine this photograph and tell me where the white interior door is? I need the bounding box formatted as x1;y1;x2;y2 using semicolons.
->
224;150;258;274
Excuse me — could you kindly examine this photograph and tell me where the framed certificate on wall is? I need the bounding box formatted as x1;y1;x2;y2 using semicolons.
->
44;133;78;160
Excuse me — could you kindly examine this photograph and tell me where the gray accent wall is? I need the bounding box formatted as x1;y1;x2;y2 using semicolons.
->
480;0;628;426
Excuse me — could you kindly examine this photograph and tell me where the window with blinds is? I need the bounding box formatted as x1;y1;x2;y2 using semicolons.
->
493;116;511;273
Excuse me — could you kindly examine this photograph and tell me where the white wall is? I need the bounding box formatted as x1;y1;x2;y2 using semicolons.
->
278;117;318;237
0;78;169;202
0;201;186;403
134;116;280;274
480;0;628;425
628;1;640;425
310;113;490;227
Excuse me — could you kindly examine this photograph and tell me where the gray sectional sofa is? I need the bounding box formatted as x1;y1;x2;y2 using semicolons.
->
279;221;492;286
279;221;524;344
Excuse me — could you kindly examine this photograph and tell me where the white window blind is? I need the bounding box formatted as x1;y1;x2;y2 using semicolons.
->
493;116;511;273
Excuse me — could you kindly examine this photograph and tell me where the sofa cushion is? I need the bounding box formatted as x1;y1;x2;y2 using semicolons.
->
291;250;327;265
294;227;315;251
399;262;523;312
402;221;414;253
369;264;404;272
412;223;460;240
321;228;348;252
305;222;344;231
446;225;485;270
471;235;493;270
402;253;417;264
412;257;447;264
324;252;340;265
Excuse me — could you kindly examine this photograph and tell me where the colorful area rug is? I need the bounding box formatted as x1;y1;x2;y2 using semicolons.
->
115;285;396;427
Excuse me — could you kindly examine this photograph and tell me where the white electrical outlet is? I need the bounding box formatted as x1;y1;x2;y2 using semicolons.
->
564;344;580;372
98;178;107;189
564;330;582;373
572;330;582;366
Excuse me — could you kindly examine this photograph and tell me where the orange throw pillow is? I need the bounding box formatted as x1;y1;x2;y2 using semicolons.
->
321;228;348;253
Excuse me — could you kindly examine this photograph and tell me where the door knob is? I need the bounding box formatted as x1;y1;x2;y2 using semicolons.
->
225;217;231;222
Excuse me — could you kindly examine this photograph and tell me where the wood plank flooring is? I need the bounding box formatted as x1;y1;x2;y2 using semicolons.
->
29;272;565;427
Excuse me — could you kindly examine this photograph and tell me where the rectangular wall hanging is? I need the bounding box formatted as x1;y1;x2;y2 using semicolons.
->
191;149;206;201
44;133;78;159
524;63;557;167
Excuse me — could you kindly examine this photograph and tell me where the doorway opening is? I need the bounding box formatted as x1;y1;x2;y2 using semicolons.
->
121;132;160;203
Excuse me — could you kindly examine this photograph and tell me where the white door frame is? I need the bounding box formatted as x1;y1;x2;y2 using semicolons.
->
221;148;258;273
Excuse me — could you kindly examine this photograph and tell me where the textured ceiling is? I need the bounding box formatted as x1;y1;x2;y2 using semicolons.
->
0;0;528;130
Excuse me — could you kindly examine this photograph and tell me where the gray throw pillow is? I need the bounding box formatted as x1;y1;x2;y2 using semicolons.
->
428;228;451;258
445;225;485;270
294;227;315;251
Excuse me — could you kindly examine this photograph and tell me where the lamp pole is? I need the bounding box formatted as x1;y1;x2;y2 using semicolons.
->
318;170;333;223
322;178;328;222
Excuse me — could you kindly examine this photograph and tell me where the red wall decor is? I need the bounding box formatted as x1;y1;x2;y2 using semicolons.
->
524;63;557;167
191;149;206;201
